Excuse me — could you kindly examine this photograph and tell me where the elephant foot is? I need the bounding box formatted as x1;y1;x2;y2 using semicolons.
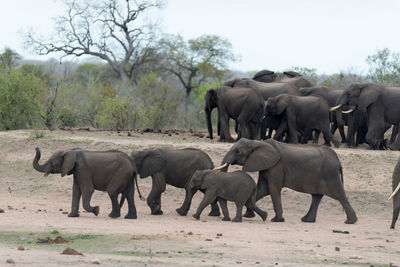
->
232;217;242;223
243;210;255;218
225;137;235;143
271;216;285;222
93;206;100;216
345;216;358;224
151;210;163;215
176;207;188;216
108;210;121;218
259;211;267;222
68;212;79;217
124;213;137;219
222;216;231;221
208;209;221;217
192;214;200;220
301;216;316;223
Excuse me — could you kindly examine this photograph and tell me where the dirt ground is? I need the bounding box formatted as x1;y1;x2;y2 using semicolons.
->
0;129;400;266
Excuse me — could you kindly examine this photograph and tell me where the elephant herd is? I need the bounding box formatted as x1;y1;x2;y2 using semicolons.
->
206;69;400;151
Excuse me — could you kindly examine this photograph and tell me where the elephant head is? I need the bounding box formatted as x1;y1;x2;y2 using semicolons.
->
221;139;280;172
333;83;382;113
188;170;215;191
33;147;80;177
205;88;219;139
130;149;166;178
265;94;292;116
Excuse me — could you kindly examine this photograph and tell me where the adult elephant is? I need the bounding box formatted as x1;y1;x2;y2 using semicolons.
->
265;93;336;146
130;148;220;216
388;157;400;228
333;83;400;149
33;148;142;219
205;86;264;142
217;138;358;224
252;69;302;83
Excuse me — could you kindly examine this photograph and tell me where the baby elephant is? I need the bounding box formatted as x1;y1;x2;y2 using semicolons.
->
190;170;267;222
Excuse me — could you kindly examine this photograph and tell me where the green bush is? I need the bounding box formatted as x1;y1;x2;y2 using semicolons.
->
94;96;131;130
57;107;77;127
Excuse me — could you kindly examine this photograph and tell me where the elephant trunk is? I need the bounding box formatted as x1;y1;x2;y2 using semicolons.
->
32;147;50;174
206;108;213;140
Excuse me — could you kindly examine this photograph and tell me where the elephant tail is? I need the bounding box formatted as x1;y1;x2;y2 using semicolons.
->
119;172;145;208
339;165;344;183
134;172;145;201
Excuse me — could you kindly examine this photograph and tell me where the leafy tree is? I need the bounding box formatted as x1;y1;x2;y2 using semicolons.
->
291;66;318;86
26;0;163;88
320;72;367;88
366;48;400;86
94;95;131;130
160;34;235;114
0;47;20;70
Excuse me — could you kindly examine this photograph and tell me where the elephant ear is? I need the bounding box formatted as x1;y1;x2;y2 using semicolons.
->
243;143;280;172
61;150;77;177
358;86;380;112
275;95;292;115
140;149;166;178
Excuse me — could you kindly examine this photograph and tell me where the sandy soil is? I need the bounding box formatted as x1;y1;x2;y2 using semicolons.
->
0;129;400;266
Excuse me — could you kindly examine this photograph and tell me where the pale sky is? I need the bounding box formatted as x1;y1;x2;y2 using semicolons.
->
0;0;399;74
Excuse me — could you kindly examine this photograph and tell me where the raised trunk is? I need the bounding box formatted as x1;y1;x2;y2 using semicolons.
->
206;108;213;140
32;147;49;173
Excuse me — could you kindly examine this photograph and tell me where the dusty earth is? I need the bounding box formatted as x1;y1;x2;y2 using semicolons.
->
0;129;400;266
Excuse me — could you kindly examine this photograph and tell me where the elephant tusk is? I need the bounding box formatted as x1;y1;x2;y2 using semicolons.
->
40;173;49;179
213;163;229;170
342;109;354;114
388;182;400;200
329;104;342;111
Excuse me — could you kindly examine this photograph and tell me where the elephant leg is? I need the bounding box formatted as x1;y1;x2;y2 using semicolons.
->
273;118;288;141
390;125;399;145
301;194;323;223
268;174;284;222
391;193;400;229
68;178;81;217
232;202;244;222
208;199;221;216
313;130;321;144
245;195;267;221
261;118;268;140
244;175;268;218
218;198;230;221
176;184;197;216
108;192;121;218
81;187;99;216
220;113;234;142
124;179;137;219
147;173;166;215
328;184;357;224
193;189;216;220
390;132;400;151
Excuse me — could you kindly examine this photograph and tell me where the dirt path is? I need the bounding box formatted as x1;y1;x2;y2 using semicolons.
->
0;130;399;266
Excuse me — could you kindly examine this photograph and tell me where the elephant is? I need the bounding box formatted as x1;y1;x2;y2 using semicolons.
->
265;93;337;146
333;83;400;149
189;169;267;222
218;138;358;224
388;157;400;229
32;147;141;219
252;69;302;83
205;86;264;142
130;148;220;216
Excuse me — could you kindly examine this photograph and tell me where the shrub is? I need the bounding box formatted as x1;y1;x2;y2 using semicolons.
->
94;96;131;130
57;107;77;127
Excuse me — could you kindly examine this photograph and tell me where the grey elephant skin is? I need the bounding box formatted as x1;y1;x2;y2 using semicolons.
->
205;86;264;142
265;93;336;146
252;69;302;83
335;83;400;149
220;138;358;224
189;169;267;222
33;147;139;219
390;158;400;229
130;148;220;216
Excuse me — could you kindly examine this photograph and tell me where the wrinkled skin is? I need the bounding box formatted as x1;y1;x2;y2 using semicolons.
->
265;94;337;146
33;148;139;219
391;158;400;229
205;86;264;142
189;169;267;222
221;138;358;224
130;148;220;216
336;83;400;150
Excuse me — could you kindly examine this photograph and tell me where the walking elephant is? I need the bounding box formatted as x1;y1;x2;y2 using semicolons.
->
33;148;141;219
389;158;400;229
265;94;337;146
130;148;220;216
333;83;400;149
217;138;358;224
205;86;264;142
189;169;267;222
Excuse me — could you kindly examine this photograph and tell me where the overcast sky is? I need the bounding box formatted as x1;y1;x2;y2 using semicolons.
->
0;0;399;74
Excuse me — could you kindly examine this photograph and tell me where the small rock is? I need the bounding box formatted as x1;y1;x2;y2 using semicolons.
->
8;206;13;210
236;261;242;264
317;244;321;247
187;232;193;235
17;246;25;251
0;209;4;213
349;255;362;259
335;247;340;252
61;247;83;256
62;211;68;214
59;208;63;211
216;233;222;237
255;262;260;264
205;238;212;241
6;259;15;264
92;259;100;264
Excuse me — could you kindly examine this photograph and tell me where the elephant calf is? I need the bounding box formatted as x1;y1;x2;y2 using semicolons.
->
190;169;267;222
33;147;141;219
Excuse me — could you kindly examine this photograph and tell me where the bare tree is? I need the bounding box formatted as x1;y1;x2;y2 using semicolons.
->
26;0;163;88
